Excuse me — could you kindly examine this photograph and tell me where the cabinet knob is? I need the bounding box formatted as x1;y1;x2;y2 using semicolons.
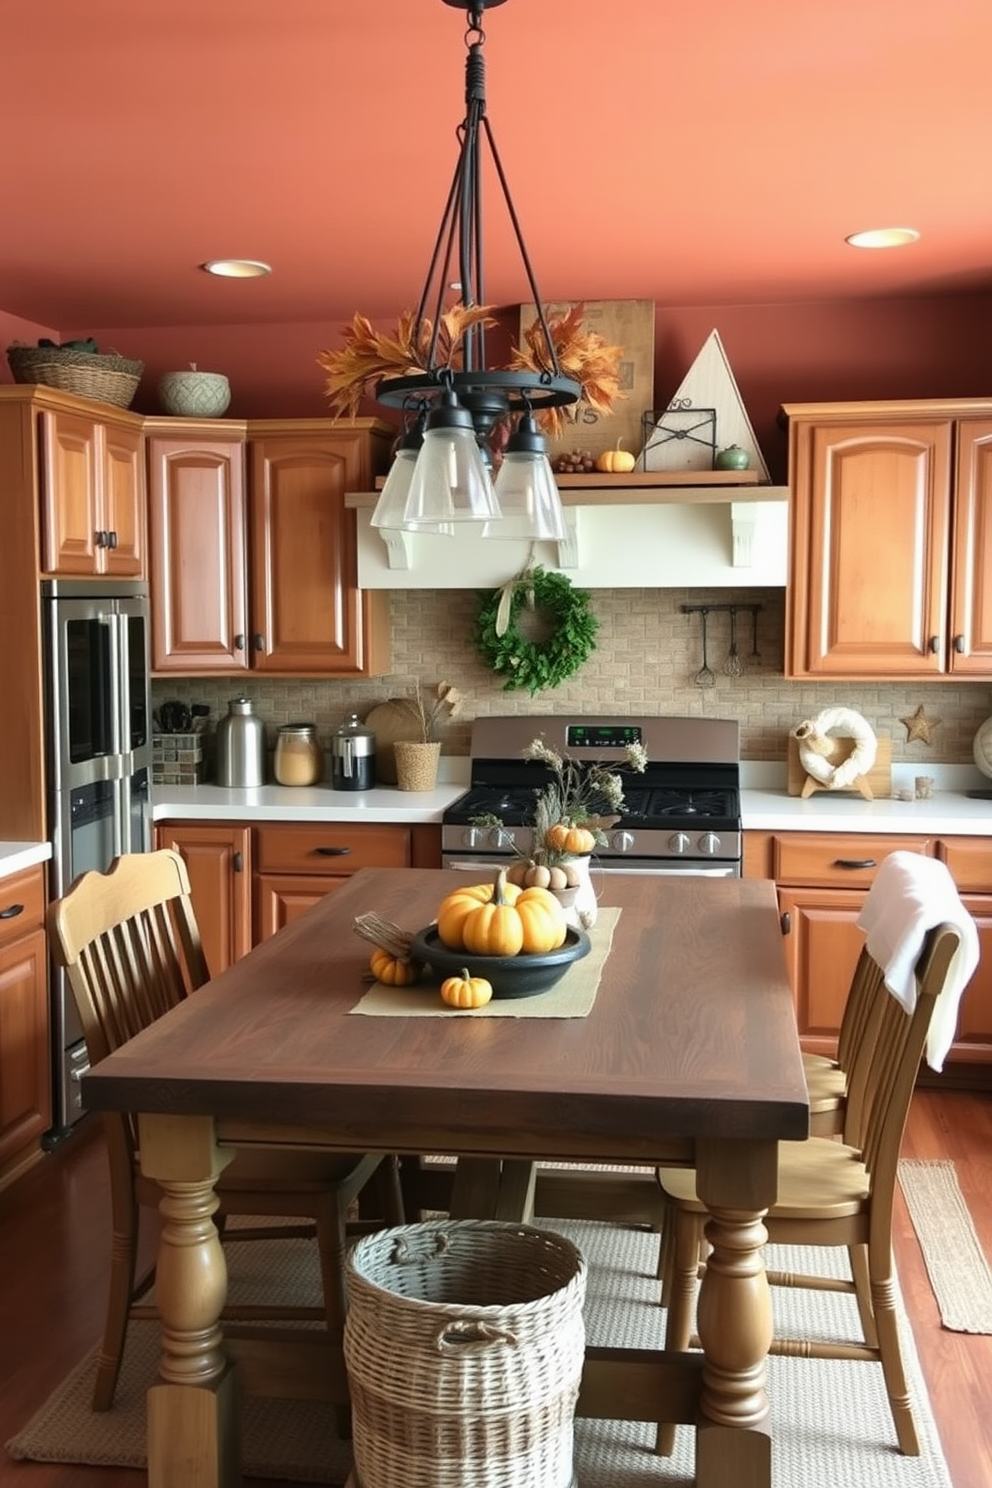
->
234;633;245;651
953;634;966;654
0;902;25;920
107;529;118;549
95;530;108;548
928;635;941;654
232;851;243;873
780;911;791;935
253;633;266;652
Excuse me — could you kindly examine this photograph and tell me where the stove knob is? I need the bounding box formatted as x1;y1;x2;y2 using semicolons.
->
610;830;636;853
490;825;516;851
668;832;691;855
462;826;483;849
699;832;722;856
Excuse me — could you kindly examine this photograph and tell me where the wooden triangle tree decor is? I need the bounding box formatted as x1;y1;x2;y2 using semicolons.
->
637;329;770;480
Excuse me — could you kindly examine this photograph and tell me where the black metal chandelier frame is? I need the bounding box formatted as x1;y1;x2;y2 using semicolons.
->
376;0;580;438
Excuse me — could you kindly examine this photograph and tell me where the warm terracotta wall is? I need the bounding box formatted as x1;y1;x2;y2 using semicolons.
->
45;292;992;482
0;311;59;378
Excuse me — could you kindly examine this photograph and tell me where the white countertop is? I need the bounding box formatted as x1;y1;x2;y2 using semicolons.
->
740;787;992;836
151;781;470;824
0;840;52;882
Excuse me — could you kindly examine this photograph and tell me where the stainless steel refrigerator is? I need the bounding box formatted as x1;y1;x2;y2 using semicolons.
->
41;579;152;1139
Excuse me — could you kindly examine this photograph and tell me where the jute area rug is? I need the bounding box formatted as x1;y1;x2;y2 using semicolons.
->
6;1218;953;1488
899;1158;992;1334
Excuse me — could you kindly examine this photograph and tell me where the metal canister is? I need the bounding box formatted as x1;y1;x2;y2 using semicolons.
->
331;713;376;792
214;697;266;788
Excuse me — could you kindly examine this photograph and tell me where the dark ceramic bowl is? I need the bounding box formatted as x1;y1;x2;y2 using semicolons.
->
409;924;591;1000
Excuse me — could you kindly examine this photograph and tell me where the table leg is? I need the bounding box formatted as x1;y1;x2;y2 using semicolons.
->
138;1113;239;1488
692;1137;778;1488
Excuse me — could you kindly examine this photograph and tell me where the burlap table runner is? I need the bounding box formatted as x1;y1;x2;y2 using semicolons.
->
350;908;620;1019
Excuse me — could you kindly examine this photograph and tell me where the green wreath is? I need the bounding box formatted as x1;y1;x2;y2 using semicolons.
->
473;565;599;695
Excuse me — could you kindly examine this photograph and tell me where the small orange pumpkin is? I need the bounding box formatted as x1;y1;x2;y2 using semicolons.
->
436;876;521;950
369;947;421;986
440;968;494;1009
594;438;636;474
545;823;597;855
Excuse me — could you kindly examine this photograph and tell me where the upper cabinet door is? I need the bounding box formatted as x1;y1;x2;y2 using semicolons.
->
788;418;953;677
147;432;248;672
949;420;992;675
248;429;385;676
40;408;145;577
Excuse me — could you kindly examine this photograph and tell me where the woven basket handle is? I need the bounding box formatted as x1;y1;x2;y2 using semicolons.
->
434;1320;519;1353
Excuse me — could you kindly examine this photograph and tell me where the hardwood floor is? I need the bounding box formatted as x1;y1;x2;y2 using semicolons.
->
2;1090;991;1488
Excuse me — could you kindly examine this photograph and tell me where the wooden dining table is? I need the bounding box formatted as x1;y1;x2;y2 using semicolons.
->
82;867;809;1488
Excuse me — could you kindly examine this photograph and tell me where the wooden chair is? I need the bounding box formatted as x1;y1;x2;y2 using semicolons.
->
803;937;891;1138
49;849;403;1417
655;919;965;1457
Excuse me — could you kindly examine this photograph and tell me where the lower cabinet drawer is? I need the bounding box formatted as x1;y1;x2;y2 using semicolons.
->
772;833;932;888
0;865;46;950
255;824;412;875
937;838;991;893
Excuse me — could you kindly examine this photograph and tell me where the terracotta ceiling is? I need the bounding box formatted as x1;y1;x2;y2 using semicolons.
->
2;0;990;335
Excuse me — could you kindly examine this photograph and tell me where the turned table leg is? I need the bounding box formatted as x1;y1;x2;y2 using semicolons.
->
138;1114;238;1488
692;1137;778;1488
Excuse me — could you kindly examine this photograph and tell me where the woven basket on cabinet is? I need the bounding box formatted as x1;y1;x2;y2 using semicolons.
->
6;345;143;407
343;1219;587;1488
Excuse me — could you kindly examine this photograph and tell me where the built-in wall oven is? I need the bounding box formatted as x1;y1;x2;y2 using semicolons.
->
41;579;153;1141
441;715;742;880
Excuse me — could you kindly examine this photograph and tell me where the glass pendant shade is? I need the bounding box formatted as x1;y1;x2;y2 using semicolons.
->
401;391;501;526
488;450;566;540
370;447;419;529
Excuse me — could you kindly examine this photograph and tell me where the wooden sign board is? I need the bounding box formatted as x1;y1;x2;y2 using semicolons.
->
787;735;892;799
517;298;655;461
638;329;771;480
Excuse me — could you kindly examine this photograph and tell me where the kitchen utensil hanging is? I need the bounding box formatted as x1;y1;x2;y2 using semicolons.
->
725;607;744;677
693;607;716;688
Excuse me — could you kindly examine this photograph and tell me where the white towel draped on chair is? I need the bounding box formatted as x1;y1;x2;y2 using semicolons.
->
856;850;979;1071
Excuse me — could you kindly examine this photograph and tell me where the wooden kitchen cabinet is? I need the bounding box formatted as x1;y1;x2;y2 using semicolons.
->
0;865;50;1190
746;828;992;1067
154;822;252;975
783;400;992;679
247;420;393;676
146;416;393;677
254;822;425;941
146;421;250;671
40;401;145;577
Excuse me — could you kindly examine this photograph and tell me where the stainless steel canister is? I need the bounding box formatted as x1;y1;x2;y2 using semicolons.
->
331;713;376;791
214;697;266;787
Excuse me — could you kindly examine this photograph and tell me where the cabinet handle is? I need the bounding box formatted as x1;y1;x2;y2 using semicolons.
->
314;846;351;857
834;858;877;870
0;902;25;920
95;530;107;548
780;911;791;936
107;529;118;549
253;633;266;652
234;633;245;651
953;634;966;653
233;851;243;873
928;635;940;654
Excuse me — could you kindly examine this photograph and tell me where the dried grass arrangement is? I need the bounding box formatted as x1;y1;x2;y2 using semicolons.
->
316;301;623;437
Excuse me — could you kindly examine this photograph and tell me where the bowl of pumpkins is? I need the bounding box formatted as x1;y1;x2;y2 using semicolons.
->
409;868;591;1000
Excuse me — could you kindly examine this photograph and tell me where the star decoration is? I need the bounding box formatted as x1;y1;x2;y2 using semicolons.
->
900;705;940;745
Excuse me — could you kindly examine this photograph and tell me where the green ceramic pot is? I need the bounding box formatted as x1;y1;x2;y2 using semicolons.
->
714;444;751;471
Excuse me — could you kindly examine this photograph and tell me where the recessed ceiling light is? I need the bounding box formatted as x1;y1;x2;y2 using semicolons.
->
845;228;920;250
200;259;272;278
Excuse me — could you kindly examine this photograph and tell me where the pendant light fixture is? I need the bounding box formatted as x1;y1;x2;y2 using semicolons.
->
373;0;579;538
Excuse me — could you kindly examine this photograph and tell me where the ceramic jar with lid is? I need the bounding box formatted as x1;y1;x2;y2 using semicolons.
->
274;723;323;787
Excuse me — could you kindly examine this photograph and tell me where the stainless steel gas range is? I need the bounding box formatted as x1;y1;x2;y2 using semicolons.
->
441;714;742;877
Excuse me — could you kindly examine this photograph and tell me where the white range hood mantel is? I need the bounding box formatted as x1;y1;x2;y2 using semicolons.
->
345;475;788;589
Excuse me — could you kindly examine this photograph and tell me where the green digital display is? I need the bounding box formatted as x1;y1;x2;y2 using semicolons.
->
565;724;642;750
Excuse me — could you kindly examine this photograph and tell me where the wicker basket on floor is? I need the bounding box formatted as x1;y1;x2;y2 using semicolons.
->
344;1219;587;1488
6;345;143;407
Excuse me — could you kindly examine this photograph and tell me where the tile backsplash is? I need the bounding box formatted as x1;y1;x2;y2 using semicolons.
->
151;587;991;768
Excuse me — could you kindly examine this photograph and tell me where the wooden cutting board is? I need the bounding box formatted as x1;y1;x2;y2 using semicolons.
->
364;700;423;784
787;735;892;798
